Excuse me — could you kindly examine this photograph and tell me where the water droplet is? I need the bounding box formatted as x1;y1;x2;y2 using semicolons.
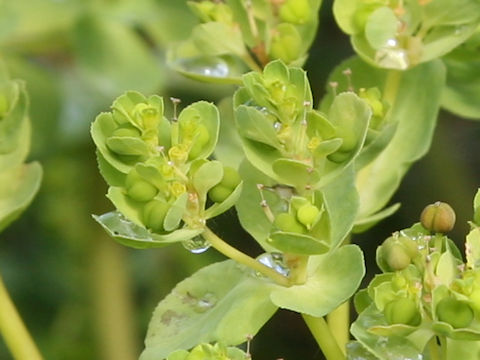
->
375;41;410;70
256;252;290;277
182;236;211;254
274;122;282;131
176;57;230;78
194;292;217;313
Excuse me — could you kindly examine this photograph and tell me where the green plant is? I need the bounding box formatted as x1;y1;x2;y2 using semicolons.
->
89;1;480;359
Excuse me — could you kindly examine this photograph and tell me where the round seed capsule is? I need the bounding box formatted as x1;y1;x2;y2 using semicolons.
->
436;297;474;329
274;213;306;234
208;185;232;203
420;202;456;233
296;204;320;227
143;200;170;232
384;298;421;326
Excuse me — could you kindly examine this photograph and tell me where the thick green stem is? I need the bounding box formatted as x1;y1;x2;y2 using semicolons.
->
438;335;448;360
428;337;441;360
303;314;346;360
0;274;43;360
327;301;350;351
202;227;290;287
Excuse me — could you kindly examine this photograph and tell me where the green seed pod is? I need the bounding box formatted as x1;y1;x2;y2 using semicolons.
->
273;213;306;234
279;0;311;24
208;184;232;203
143;200;170;232
270;24;302;64
327;151;350;163
125;170;158;202
296;203;320;227
384;298;421;326
220;167;241;189
436;297;474;329
379;236;414;271
111;127;142;138
420;201;456;233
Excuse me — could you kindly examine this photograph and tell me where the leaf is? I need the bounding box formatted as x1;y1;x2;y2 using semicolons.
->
164;193;188;232
204;182;243;219
351;304;426;360
192;22;246;57
140;260;278;360
235;161;283;251
214;97;244;169
266;232;329;255
235;105;282;149
466;227;480;269
365;7;398;50
106;186;144;226
0;162;42;233
193;161;223;201
270;245;365;316
105;136;150;156
93;211;203;249
346;341;378;360
96;150;126;187
272;159;320;190
178;101;220;159
353;203;401;233
321;165;359;248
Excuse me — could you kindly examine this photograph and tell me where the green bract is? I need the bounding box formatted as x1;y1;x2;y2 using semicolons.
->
0;69;42;232
333;0;480;70
91;92;245;248
167;0;322;83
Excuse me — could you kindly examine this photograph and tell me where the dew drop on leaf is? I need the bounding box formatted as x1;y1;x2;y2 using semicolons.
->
256;252;290;277
182;235;211;254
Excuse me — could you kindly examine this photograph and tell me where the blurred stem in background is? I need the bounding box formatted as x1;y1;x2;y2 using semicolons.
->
90;234;139;360
0;274;43;360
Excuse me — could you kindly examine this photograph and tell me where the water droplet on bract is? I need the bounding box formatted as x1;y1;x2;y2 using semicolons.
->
182;236;211;254
274;122;282;131
375;42;409;70
176;57;230;78
255;252;290;277
194;292;217;313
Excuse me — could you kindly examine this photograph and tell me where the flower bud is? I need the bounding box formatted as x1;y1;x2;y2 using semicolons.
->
279;0;311;24
296;203;320;227
169;144;189;164
379;236;417;272
208;184;232;203
420;201;456;233
273;212;306;234
436;297;474;329
143;200;170;232
125;170;158;202
220;166;241;189
384;298;421;326
270;24;302;63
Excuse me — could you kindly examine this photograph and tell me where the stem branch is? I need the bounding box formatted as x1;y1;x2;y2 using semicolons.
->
383;70;402;110
303;314;346;360
202;227;290;287
0;274;43;360
327;301;350;351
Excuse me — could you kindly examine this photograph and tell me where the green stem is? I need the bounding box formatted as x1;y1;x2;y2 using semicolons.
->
383;70;402;109
439;335;448;360
0;274;43;360
428;337;441;360
242;52;262;72
202;227;290;287
303;314;346;360
327;301;350;351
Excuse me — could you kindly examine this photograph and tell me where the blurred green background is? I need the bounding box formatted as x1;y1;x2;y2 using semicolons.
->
0;0;479;359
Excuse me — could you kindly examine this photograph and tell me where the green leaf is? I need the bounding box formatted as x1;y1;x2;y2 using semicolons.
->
235;105;282;149
164;193;188;232
446;339;480;360
346;341;378;360
178;101;220;159
266;232;329;255
93;211;203;249
140;260;277;360
270;245;364;316
353;203;401;233
365;7;398;50
235;161;283;251
214;97;244;169
106;186;143;226
105;136;150;156
96;151;126;187
193;161;223;201
466;226;480;269
351;304;427;360
0;162;42;233
321;165;359;248
204;182;243;219
272;159;320;190
192;22;246;57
